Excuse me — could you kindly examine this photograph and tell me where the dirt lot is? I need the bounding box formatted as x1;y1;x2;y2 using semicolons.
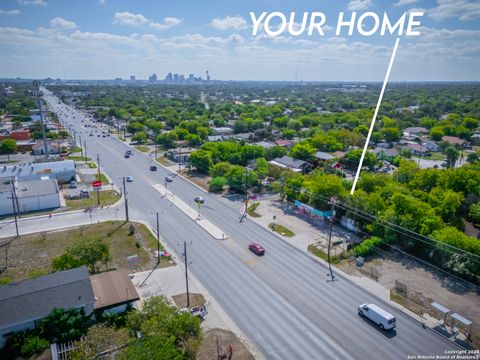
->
171;292;206;308
183;170;211;191
338;249;480;345
197;328;255;360
0;221;174;283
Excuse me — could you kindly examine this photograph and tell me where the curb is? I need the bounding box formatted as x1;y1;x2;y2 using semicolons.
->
151;184;227;241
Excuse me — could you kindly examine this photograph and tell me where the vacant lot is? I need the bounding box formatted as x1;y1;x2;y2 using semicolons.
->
183;170;211;191
197;328;254;360
0;221;173;283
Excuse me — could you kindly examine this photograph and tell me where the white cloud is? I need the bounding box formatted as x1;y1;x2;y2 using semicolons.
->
50;17;77;29
113;12;149;26
0;9;20;15
347;0;373;11
428;0;480;21
100;0;106;4
211;15;247;30
17;0;46;6
114;12;181;30
394;0;418;6
150;17;182;30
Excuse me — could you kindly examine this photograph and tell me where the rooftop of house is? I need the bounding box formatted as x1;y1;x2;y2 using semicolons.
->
15;179;59;198
90;269;139;310
442;135;466;145
271;155;310;169
0;267;95;329
0;160;75;179
314;151;335;161
404;127;428;134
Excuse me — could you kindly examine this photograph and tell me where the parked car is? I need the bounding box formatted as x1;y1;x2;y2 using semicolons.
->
357;303;396;330
150;165;157;171
126;176;134;182
69;181;77;189
124;154;130;158
249;243;265;256
194;196;204;204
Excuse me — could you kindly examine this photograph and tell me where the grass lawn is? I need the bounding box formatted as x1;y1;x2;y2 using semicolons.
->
95;173;110;184
155;157;172;166
66;155;91;161
87;162;97;168
70;146;82;153
0;221;173;283
247;202;261;217
66;190;120;210
422;153;446;161
135;145;151;153
308;244;341;264
268;223;295;237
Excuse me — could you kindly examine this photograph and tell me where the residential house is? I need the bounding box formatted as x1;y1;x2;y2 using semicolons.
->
90;269;140;315
442;136;466;147
32;141;61;155
471;134;480;146
212;127;233;136
270;156;312;174
372;147;399;161
255;141;276;150
314;151;335;162
274;139;293;148
167;147;197;163
0;267;95;348
331;151;346;159
0;129;31;142
423;141;441;152
207;135;223;142
404;127;428;136
405;143;429;156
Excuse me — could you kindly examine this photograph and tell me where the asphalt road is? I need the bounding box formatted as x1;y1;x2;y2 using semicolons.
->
42;90;460;359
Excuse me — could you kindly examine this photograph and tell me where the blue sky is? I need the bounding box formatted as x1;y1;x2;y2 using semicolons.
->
0;0;479;81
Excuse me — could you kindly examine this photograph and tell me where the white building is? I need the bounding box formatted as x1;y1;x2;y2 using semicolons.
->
0;160;76;184
0;178;61;216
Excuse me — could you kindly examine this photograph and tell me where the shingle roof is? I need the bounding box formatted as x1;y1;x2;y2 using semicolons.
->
314;151;334;160
90;269;139;310
0;267;95;329
271;155;309;169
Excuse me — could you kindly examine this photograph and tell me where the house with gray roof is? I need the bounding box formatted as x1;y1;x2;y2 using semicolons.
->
314;151;335;161
0;160;76;184
270;156;312;174
0;267;95;347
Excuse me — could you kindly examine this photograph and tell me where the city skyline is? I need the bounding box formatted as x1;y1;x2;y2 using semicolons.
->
0;0;479;81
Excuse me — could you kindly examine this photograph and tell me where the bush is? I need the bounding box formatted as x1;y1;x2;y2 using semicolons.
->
20;336;49;357
209;177;227;192
351;236;381;256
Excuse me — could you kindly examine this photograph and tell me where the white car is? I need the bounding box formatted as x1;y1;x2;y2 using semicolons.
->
126;176;134;182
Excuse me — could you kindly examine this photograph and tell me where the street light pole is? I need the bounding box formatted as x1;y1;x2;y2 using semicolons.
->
84;140;87;164
123;177;129;222
139;211;162;287
96;153;101;206
184;241;190;308
326;197;338;283
10;179;19;237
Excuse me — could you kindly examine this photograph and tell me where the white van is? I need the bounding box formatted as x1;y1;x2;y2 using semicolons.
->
358;303;396;330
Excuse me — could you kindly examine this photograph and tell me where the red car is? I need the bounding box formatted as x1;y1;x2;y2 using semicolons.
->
249;243;265;256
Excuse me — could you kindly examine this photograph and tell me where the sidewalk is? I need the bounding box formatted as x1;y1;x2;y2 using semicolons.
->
131;266;265;359
152;183;228;240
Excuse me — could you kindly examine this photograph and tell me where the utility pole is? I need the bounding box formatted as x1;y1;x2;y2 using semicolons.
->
326;197;338;283
244;167;248;214
154;136;158;159
84;140;87;164
140;211;161;287
178;148;182;173
123;177;129;221
184;241;190;308
33;81;48;159
10;179;19;238
79;135;83;159
96;153;101;205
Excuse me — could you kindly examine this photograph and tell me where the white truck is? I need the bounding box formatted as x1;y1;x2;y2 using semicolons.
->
357;303;396;330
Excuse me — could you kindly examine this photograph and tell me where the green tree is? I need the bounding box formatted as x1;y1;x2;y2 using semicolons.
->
429;127;444;141
381;127;401;142
189;150;213;173
125;296;202;359
71;325;130;360
343;149;376;170
132;131;148;144
265;146;287;160
0;138;17;161
290;142;316;162
52;237;110;274
209;177;227;192
469;203;480;224
351;236;381;256
445;146;460;169
40;308;90;343
467;152;479;164
393;160;419;184
255;158;269;178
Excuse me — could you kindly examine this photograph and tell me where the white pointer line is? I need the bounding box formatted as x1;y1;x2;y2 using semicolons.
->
350;37;400;195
